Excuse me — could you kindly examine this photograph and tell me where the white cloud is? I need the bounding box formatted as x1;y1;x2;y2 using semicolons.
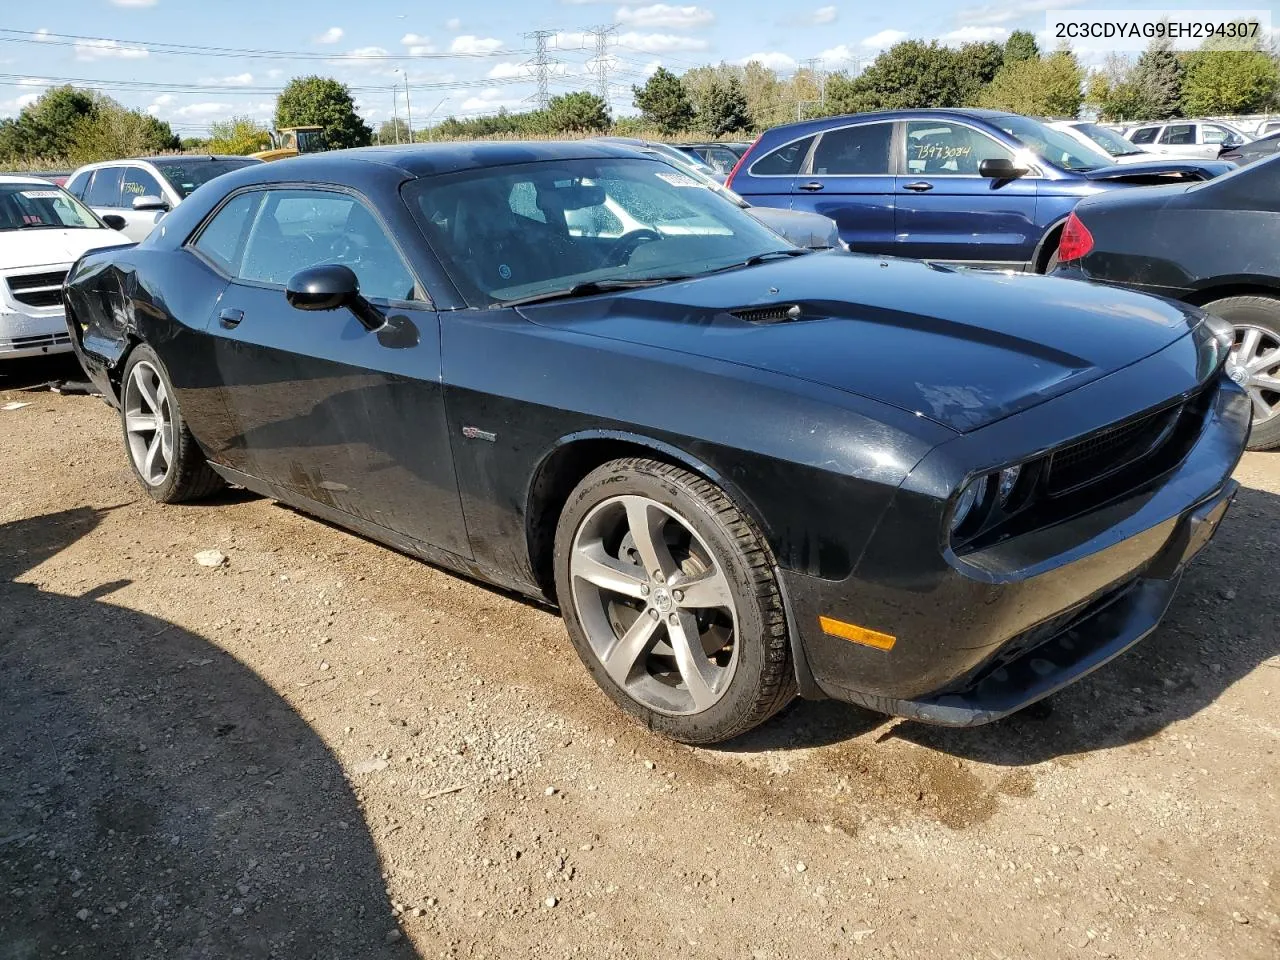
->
446;17;462;30
267;68;284;78
33;28;53;42
175;102;233;118
794;5;838;25
738;52;797;71
145;93;176;116
200;72;254;85
939;25;1009;44
957;0;1082;28
860;29;908;49
337;46;390;61
450;35;504;54
16;77;45;86
487;61;529;79
74;38;150;60
314;27;344;44
110;0;158;6
617;5;714;29
459;87;525;112
816;44;859;64
401;33;431;45
614;31;708;52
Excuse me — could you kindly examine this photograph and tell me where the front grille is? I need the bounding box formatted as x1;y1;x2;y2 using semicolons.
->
1045;402;1184;497
0;331;71;353
6;270;68;308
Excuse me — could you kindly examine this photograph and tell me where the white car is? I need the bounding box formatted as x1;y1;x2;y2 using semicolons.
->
1122;120;1249;160
65;155;261;242
1048;120;1153;164
0;176;128;360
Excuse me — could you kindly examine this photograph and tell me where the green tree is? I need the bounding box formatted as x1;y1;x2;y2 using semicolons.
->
953;41;1006;104
0;85;98;161
979;49;1083;117
545;91;610;133
1003;30;1039;64
1181;42;1279;115
207;116;272;155
274;76;371;149
377;117;410;143
68;101;181;163
701;77;751;136
739;61;785;128
825;40;966;113
1128;37;1183;118
633;67;694;134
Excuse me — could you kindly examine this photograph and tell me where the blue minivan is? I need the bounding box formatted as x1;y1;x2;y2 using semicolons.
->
727;108;1232;272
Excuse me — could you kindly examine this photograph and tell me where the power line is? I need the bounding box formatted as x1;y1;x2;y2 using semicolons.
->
522;29;560;109
0;28;527;61
0;73;530;97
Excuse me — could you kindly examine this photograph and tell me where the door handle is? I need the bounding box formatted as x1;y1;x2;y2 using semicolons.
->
797;181;825;192
218;308;244;329
903;181;934;192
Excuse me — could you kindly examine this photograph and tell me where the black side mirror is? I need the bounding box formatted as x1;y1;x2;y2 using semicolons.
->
978;157;1028;179
286;264;384;331
101;214;127;232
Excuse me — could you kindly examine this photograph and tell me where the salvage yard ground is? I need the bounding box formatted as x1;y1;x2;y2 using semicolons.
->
1;357;1277;960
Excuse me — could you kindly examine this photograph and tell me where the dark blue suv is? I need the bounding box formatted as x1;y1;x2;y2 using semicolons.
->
727;108;1232;272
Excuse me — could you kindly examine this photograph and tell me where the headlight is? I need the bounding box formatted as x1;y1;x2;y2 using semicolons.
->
950;475;990;532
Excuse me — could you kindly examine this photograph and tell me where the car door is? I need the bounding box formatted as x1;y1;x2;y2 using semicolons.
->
198;185;471;557
791;120;895;253
1201;123;1244;156
728;134;816;212
893;119;1040;267
118;166;170;240
1157;122;1208;159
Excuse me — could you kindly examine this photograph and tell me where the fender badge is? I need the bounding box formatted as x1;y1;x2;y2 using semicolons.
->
462;426;497;442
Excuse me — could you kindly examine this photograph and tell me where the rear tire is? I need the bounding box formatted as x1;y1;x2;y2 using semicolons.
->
1202;295;1280;451
119;345;224;503
553;458;795;745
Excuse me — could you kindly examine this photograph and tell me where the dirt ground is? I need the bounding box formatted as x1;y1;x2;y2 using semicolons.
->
1;356;1277;960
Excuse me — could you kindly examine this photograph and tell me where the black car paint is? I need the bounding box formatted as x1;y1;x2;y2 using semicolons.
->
64;142;1250;726
1051;155;1280;302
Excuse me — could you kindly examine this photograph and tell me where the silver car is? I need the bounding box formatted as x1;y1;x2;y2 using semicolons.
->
1123;120;1249;160
65;156;262;242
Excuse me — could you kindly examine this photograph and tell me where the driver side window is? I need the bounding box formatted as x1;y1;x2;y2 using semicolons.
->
237;188;418;302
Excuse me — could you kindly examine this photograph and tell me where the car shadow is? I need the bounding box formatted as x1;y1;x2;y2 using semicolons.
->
0;508;420;959
724;485;1280;764
0;355;87;392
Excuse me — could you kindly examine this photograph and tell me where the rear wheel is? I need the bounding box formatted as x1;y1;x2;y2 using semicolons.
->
1203;295;1280;451
553;458;794;744
120;345;224;502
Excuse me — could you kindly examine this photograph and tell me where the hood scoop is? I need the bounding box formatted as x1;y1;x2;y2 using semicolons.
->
731;303;806;325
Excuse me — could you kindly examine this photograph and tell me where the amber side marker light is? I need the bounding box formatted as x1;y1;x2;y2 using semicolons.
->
818;616;897;651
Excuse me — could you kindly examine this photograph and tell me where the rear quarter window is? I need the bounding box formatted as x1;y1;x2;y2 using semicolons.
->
750;136;815;176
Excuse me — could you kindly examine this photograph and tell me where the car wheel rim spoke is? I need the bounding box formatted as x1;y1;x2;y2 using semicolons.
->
570;493;740;717
123;361;174;486
1230;324;1280;426
1248;387;1274;421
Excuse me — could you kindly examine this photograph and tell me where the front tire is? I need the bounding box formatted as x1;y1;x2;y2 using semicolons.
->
120;345;224;503
553;458;795;745
1203;295;1280;451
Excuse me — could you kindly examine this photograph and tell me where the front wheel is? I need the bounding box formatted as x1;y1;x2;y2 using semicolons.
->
1204;295;1280;451
553;458;795;745
120;344;224;502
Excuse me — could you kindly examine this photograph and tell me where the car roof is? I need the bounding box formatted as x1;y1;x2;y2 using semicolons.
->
256;140;653;180
72;155;259;171
0;174;62;186
759;107;1016;140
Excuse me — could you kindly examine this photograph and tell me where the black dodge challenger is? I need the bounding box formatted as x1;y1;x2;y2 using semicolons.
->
65;142;1249;744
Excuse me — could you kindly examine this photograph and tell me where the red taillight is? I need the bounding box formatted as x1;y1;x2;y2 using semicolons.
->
724;138;758;190
1057;211;1094;263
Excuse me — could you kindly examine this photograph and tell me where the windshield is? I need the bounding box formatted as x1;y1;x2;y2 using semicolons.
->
0;182;101;231
153;158;259;199
1071;122;1144;157
993;115;1113;171
405;157;789;307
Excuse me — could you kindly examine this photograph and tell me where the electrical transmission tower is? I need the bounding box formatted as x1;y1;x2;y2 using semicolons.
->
522;29;560;109
797;57;826;120
586;24;617;108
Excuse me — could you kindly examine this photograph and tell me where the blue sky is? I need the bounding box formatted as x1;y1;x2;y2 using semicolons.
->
0;0;1268;134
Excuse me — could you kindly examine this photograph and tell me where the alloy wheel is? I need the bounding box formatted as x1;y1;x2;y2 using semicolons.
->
569;494;739;716
123;360;174;487
1228;324;1280;428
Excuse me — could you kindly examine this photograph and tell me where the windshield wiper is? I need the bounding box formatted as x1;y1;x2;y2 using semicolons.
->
498;276;690;308
17;222;66;229
740;248;811;267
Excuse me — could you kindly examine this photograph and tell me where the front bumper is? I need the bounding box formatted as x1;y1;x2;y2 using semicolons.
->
0;309;74;360
783;371;1250;725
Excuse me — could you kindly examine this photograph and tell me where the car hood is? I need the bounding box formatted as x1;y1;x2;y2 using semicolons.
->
745;206;839;249
518;252;1204;433
1082;158;1232;181
0;227;129;269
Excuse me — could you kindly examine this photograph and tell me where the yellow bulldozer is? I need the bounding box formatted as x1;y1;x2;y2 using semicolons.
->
250;125;326;162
